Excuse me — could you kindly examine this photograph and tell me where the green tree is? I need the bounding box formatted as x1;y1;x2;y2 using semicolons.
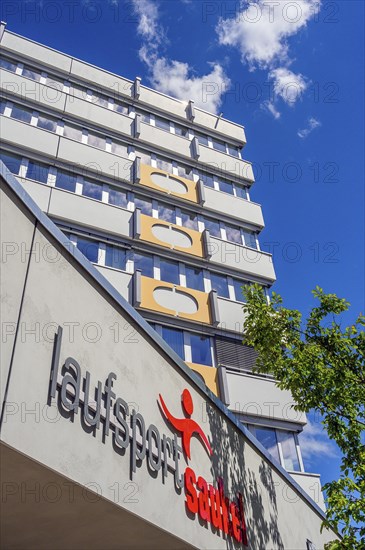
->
242;285;365;549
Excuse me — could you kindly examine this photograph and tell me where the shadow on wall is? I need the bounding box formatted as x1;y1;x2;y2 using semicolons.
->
206;401;284;550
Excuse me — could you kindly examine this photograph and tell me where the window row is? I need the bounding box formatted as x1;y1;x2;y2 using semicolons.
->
246;425;303;473
65;232;252;302
0;55;243;160
0;151;259;249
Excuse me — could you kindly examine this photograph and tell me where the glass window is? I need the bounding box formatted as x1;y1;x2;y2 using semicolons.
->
204;218;221;238
37;114;58;132
76;237;99;263
22;66;42;82
254;427;280;465
82;180;103;201
218;178;234;195
158;203;175;223
198;170;214;188
135;196;152;216
46;75;64;91
235;184;248;200
111;141;128;157
190;334;212;366
88;132;106;150
181;210;199;231
55;170;76;192
132;251;153;277
175;124;189;138
177;163;194;181
92;92;109;108
185;266;204;292
195;132;209;146
160;259;180;285
0;57;17;72
277;431;301;471
210;272;229;298
69;83;88;100
212;138;227;153
243;230;257;249
10;104;32;123
26;160;49;184
105;245;126;271
0;98;7;115
136;149;151;166
227;145;240;157
161;326;184;359
225;224;242;244
0;151;22;175
155;116;170;132
63;123;83;142
114;101;129;115
232;279;248;302
156;156;173;173
109;188;128;208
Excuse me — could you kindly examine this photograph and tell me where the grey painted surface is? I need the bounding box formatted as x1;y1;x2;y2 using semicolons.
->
209;236;276;282
199;145;255;183
94;266;132;302
153;286;198;314
226;371;306;425
0;169;338;548
18;179;51;212
205;186;264;228
1;31;72;72
217;297;247;333
0;69;68;113
70;59;133;99
194;109;246;144
151;224;193;248
64;96;133;137
48;188;133;238
291;472;326;511
56;137;133;182
1;116;60;157
139;122;191;158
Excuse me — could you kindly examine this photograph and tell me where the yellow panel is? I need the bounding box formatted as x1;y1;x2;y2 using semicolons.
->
186;362;219;397
139;163;199;204
140;214;204;258
140;276;212;324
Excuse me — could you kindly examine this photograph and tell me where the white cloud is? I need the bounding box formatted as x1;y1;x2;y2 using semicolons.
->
216;0;321;69
269;67;308;104
297;117;321;138
299;419;338;464
261;99;281;119
131;0;229;113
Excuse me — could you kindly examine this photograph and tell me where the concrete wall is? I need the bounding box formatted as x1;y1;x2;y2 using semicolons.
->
0;172;338;550
204;187;264;228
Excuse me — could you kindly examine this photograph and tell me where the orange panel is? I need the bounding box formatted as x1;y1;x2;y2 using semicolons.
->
186;362;219;397
140;276;212;324
139;163;199;203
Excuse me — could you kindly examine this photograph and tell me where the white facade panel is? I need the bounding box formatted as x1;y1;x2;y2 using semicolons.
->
198;144;254;182
217;297;247;334
95;265;132;301
1;116;60;157
204;186;264;227
70;59;133;99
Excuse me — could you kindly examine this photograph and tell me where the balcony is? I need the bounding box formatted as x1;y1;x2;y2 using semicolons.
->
216;297;247;334
185;362;220;397
208;236;276;283
138;122;191;158
94;265;132;302
198;144;254;183
204;186;264;228
1;116;60;158
138;163;199;204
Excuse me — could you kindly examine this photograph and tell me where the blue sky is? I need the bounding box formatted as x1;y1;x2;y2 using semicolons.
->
2;0;364;497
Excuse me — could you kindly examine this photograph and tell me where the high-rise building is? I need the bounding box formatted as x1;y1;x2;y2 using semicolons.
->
0;24;323;510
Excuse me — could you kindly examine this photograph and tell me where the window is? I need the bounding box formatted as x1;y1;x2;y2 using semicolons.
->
37;114;58;132
155;116;170;132
88;132;106;150
160;259;179;285
177;163;194;181
135;196;152;216
190;334;212;366
204;218;221;238
136;149;151;166
111;141;128;157
92;92;109;108
138;110;150;124
235;183;248;200
156;156;173;173
174;124;188;137
109;188;128;208
10;104;32;123
46;75;65;91
232;279;248;302
242;230;257;249
63;123;83;142
70;83;88;100
161;326;184;359
195;132;209;146
114;101;129;115
158;203;175;223
22;65;42;82
227;145;240;157
26;160;49;184
82;180;103;201
198;170;214;188
0;98;7;115
105;245;126;271
185;266;204;292
225;224;242;245
210;272;229;299
277;431;301;472
132;251;153;277
254;427;280;465
212;138;226;153
0;57;17;72
218;178;234;195
181;210;199;231
55;170;76;192
0;151;22;175
76;237;99;263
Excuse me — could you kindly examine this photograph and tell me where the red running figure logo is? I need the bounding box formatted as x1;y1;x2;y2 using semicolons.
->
158;388;212;460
